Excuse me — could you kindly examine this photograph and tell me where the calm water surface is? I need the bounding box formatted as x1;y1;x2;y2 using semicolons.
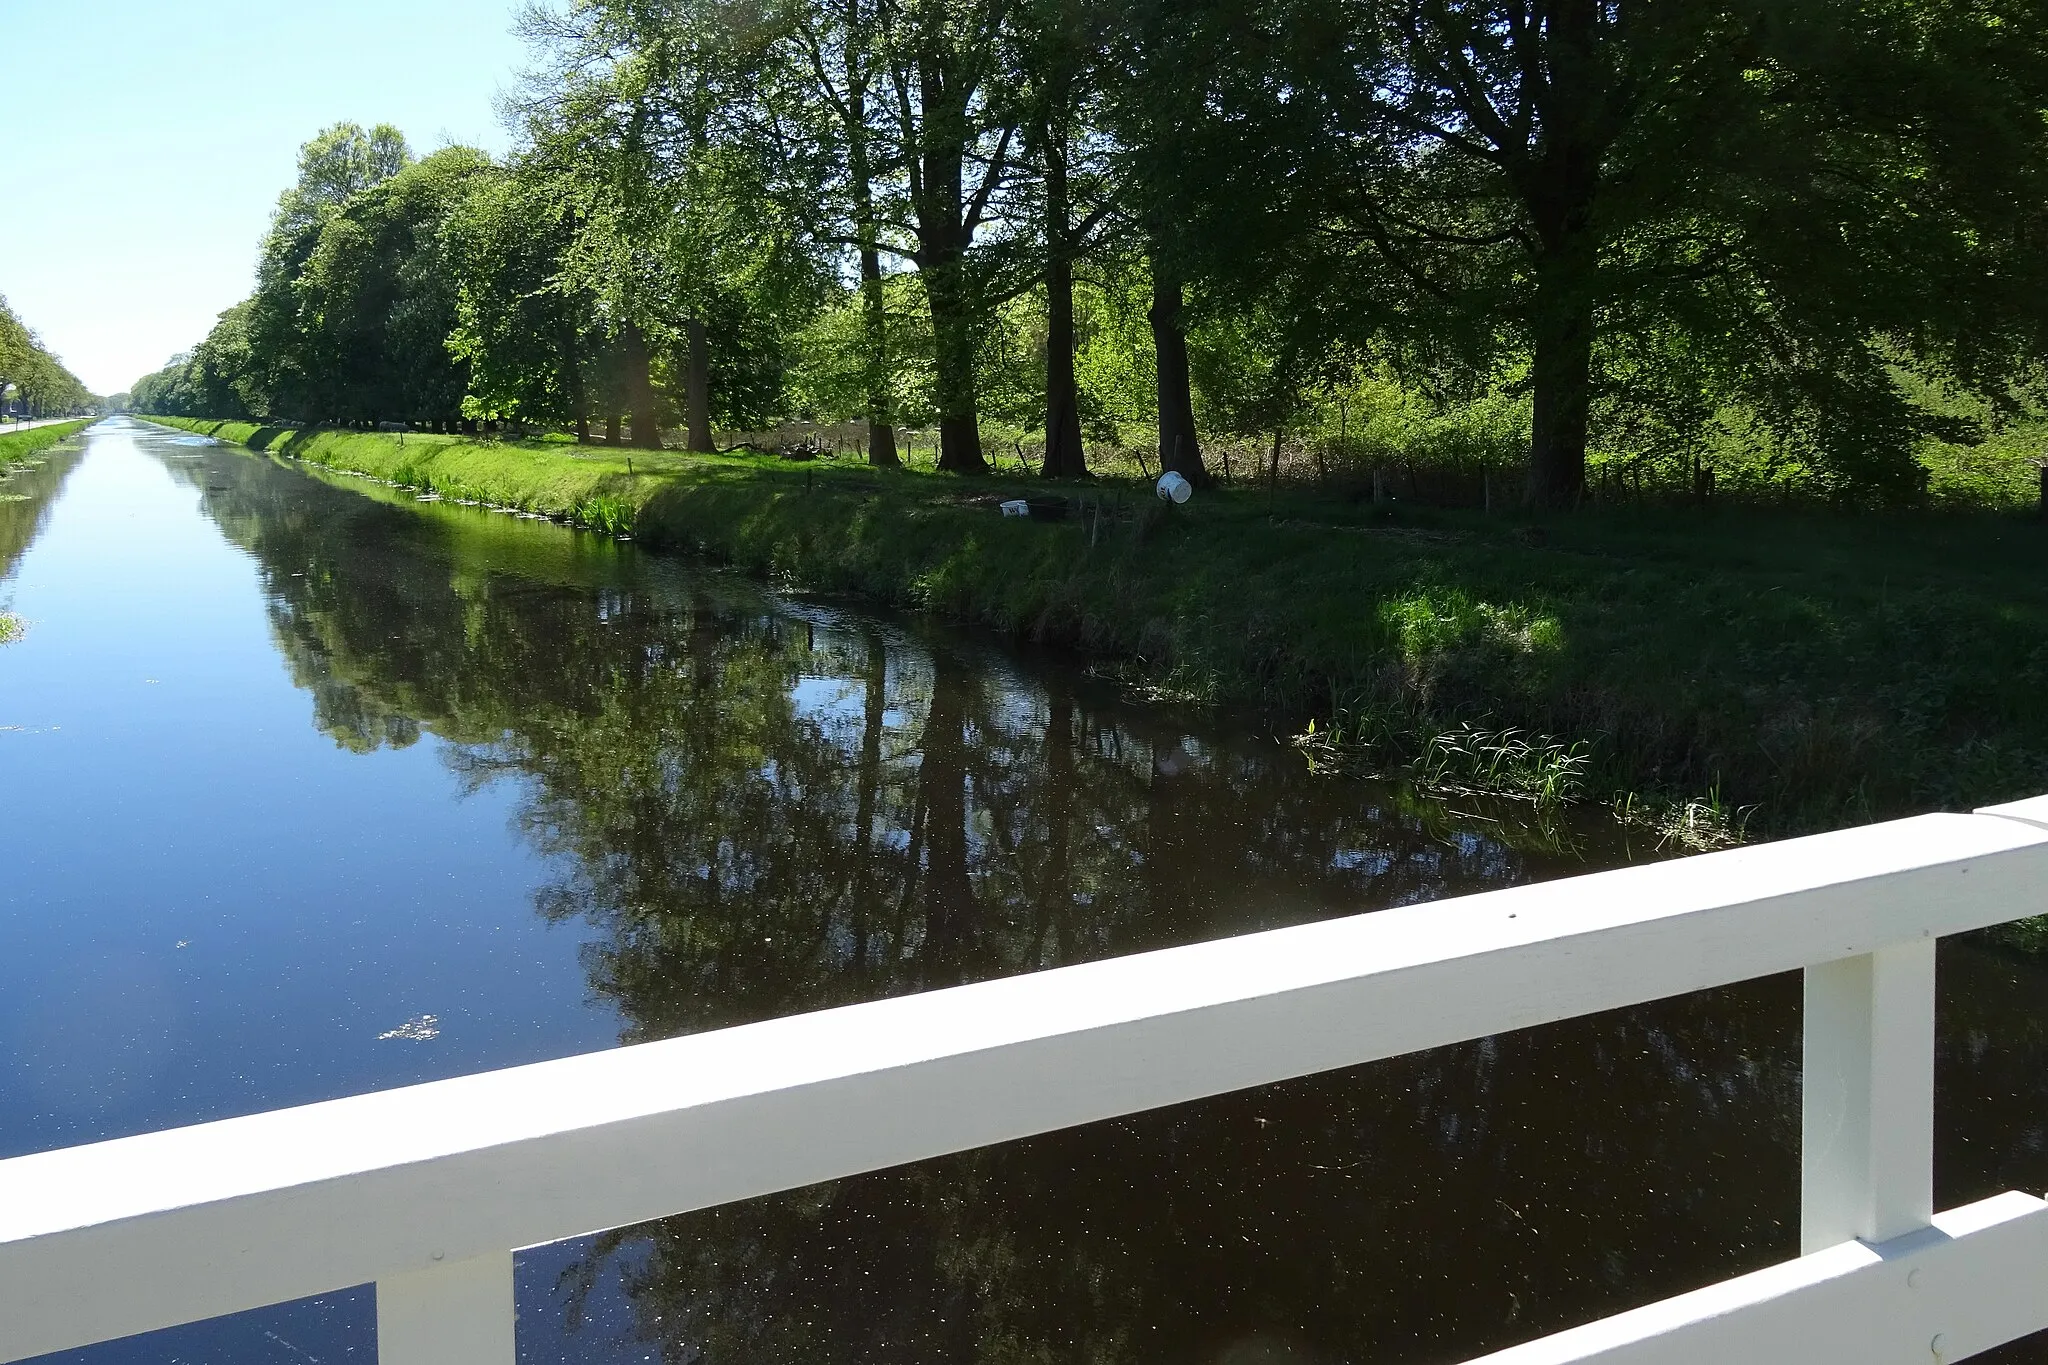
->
4;419;2044;1363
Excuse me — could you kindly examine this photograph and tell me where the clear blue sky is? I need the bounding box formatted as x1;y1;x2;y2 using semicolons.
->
2;0;530;396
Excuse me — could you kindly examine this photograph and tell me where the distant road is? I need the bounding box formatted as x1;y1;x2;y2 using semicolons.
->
1;416;95;432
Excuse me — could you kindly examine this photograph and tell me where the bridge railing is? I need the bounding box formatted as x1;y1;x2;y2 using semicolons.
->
6;797;2048;1364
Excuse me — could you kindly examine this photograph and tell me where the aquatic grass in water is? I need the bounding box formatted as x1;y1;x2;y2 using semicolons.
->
1297;714;1746;848
572;493;636;536
1414;723;1590;804
1613;786;1751;853
1296;716;1590;806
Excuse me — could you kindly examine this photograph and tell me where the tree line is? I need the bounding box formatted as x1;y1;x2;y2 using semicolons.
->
135;0;2048;507
1;294;93;420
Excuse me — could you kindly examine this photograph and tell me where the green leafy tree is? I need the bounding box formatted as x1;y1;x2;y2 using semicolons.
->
291;147;493;426
443;161;613;439
243;123;417;421
516;0;829;451
0;294;92;419
1139;0;2048;506
772;0;911;465
1004;0;1123;477
868;0;1025;473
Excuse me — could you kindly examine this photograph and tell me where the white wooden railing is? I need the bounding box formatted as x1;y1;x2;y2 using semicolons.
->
6;796;2048;1364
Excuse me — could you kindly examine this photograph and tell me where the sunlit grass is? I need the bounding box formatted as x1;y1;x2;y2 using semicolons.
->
0;419;94;471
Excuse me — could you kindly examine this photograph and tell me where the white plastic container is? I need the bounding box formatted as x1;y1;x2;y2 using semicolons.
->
1155;471;1192;504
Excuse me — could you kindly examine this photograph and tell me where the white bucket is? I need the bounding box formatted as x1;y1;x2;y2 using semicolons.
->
1155;471;1192;504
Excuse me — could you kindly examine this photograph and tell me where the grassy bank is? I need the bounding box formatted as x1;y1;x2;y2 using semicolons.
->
0;419;95;472
146;415;2048;843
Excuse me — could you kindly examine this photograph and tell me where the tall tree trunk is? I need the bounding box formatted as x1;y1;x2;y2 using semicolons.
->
605;414;622;446
1040;121;1086;479
858;240;900;468
1042;251;1086;478
926;255;987;474
684;317;714;453
559;321;591;444
846;50;900;469
621;322;661;451
914;55;989;476
1148;247;1209;485
1521;0;1601;511
1527;255;1593;510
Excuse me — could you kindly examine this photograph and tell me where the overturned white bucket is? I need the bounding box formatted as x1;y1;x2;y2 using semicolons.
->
1155;471;1193;504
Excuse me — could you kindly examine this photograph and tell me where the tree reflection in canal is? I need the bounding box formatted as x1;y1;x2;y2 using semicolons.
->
0;434;87;582
175;447;2048;1365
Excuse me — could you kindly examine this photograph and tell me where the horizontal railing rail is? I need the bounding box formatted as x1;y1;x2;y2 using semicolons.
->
5;797;2048;1364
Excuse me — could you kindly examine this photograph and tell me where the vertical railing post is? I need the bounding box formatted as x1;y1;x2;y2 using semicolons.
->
1800;940;1937;1253
376;1250;515;1365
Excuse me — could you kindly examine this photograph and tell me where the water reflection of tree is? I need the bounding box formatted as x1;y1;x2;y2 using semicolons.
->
175;450;2048;1365
0;440;87;581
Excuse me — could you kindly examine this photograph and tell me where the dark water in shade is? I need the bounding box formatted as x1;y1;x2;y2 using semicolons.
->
2;418;2043;1364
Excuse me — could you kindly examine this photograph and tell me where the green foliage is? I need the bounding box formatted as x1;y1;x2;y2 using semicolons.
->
138;2;2048;512
133;123;496;430
785;277;939;427
270;122;412;240
294;147;492;424
1137;0;2048;504
1071;266;1157;445
1991;917;2048;955
133;300;259;419
441;161;598;429
0;296;92;419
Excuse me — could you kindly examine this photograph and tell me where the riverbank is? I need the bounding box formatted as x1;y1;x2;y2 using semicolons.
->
0;418;95;471
145;416;2048;842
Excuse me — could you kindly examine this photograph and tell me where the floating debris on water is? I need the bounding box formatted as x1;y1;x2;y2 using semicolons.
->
378;1014;441;1041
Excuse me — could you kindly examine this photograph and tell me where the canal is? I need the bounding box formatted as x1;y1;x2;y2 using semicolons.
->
4;418;2044;1363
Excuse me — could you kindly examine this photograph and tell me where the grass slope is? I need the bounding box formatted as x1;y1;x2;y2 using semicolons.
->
0;419;95;472
147;416;2048;838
